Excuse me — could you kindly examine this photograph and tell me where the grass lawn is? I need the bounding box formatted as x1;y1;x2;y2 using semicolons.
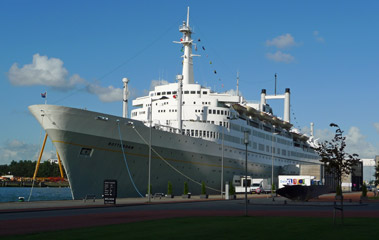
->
4;216;379;240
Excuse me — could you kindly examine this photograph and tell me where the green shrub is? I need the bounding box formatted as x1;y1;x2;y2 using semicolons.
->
271;183;276;192
229;181;235;195
201;181;206;195
183;181;189;195
167;181;173;195
362;182;367;197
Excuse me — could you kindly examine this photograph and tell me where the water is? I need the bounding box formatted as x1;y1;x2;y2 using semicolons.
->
0;187;73;202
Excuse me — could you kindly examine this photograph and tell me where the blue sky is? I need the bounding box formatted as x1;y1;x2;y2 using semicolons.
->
1;0;378;164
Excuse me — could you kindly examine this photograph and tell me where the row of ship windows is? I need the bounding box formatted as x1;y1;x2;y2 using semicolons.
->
151;90;209;97
183;128;317;160
208;109;229;116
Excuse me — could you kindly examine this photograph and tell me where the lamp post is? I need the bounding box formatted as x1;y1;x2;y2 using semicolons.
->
243;130;250;216
271;132;279;197
147;96;168;203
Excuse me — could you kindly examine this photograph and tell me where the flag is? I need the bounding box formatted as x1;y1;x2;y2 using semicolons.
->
41;92;47;98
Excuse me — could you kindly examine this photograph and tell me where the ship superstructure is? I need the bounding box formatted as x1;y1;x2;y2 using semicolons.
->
29;8;321;199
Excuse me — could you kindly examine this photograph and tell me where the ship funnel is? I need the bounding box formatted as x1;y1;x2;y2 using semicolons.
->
284;88;290;123
123;78;129;118
310;122;314;137
260;89;266;111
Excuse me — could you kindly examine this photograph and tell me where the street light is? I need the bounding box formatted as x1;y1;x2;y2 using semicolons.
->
271;132;279;197
243;130;250;216
147;96;168;203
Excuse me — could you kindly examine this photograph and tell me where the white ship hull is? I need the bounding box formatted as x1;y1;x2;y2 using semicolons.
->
30;104;283;199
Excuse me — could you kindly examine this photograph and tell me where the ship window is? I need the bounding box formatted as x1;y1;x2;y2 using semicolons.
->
184;91;189;94
193;102;196;104
195;130;198;136
203;91;207;94
207;131;209;138
211;121;214;124
221;110;224;115
191;130;194;136
203;130;206;136
197;91;200;94
213;110;216;114
191;91;196;94
209;109;211;114
167;91;171;95
199;131;202;137
173;91;177;94
80;148;93;156
219;121;222;126
162;92;166;95
157;92;161;96
217;110;220;114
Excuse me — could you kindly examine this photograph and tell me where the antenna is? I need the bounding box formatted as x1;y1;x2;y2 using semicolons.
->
236;71;239;96
274;73;277;96
186;7;190;27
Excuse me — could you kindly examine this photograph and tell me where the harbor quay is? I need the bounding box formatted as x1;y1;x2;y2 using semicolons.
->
1;192;379;236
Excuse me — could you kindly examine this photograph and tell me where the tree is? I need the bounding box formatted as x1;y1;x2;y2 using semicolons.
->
316;123;360;196
375;164;379;186
315;123;360;224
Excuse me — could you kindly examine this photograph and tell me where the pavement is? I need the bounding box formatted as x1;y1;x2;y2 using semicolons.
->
1;191;379;236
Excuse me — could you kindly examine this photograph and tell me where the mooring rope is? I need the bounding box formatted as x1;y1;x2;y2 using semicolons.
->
131;124;221;193
116;120;144;197
28;115;45;202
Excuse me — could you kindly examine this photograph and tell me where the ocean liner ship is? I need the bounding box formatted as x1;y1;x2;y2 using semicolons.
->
29;8;320;199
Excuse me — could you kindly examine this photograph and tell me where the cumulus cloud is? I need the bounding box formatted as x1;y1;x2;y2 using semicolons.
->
311;126;378;159
266;51;294;63
224;89;242;96
373;123;379;134
313;30;325;43
0;139;56;165
266;34;296;49
8;53;125;103
8;54;85;90
86;83;123;103
150;79;169;90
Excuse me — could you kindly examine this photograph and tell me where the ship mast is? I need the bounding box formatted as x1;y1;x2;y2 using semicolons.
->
174;7;195;85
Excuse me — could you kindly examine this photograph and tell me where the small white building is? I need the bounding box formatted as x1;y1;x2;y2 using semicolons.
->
362;158;377;184
47;159;59;164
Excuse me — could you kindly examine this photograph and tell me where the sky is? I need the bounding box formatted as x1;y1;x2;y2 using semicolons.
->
0;0;378;165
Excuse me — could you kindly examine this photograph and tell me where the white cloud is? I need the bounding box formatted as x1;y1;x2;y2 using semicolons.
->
312;126;378;159
0;139;56;165
266;51;294;63
86;83;123;103
8;54;85;90
373;123;379;134
8;53;127;103
313;30;325;43
150;79;169;90
266;34;296;49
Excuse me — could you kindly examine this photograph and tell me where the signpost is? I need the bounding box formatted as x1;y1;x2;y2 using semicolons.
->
104;179;117;204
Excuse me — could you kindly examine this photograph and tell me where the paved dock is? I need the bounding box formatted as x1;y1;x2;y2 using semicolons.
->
1;192;378;236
